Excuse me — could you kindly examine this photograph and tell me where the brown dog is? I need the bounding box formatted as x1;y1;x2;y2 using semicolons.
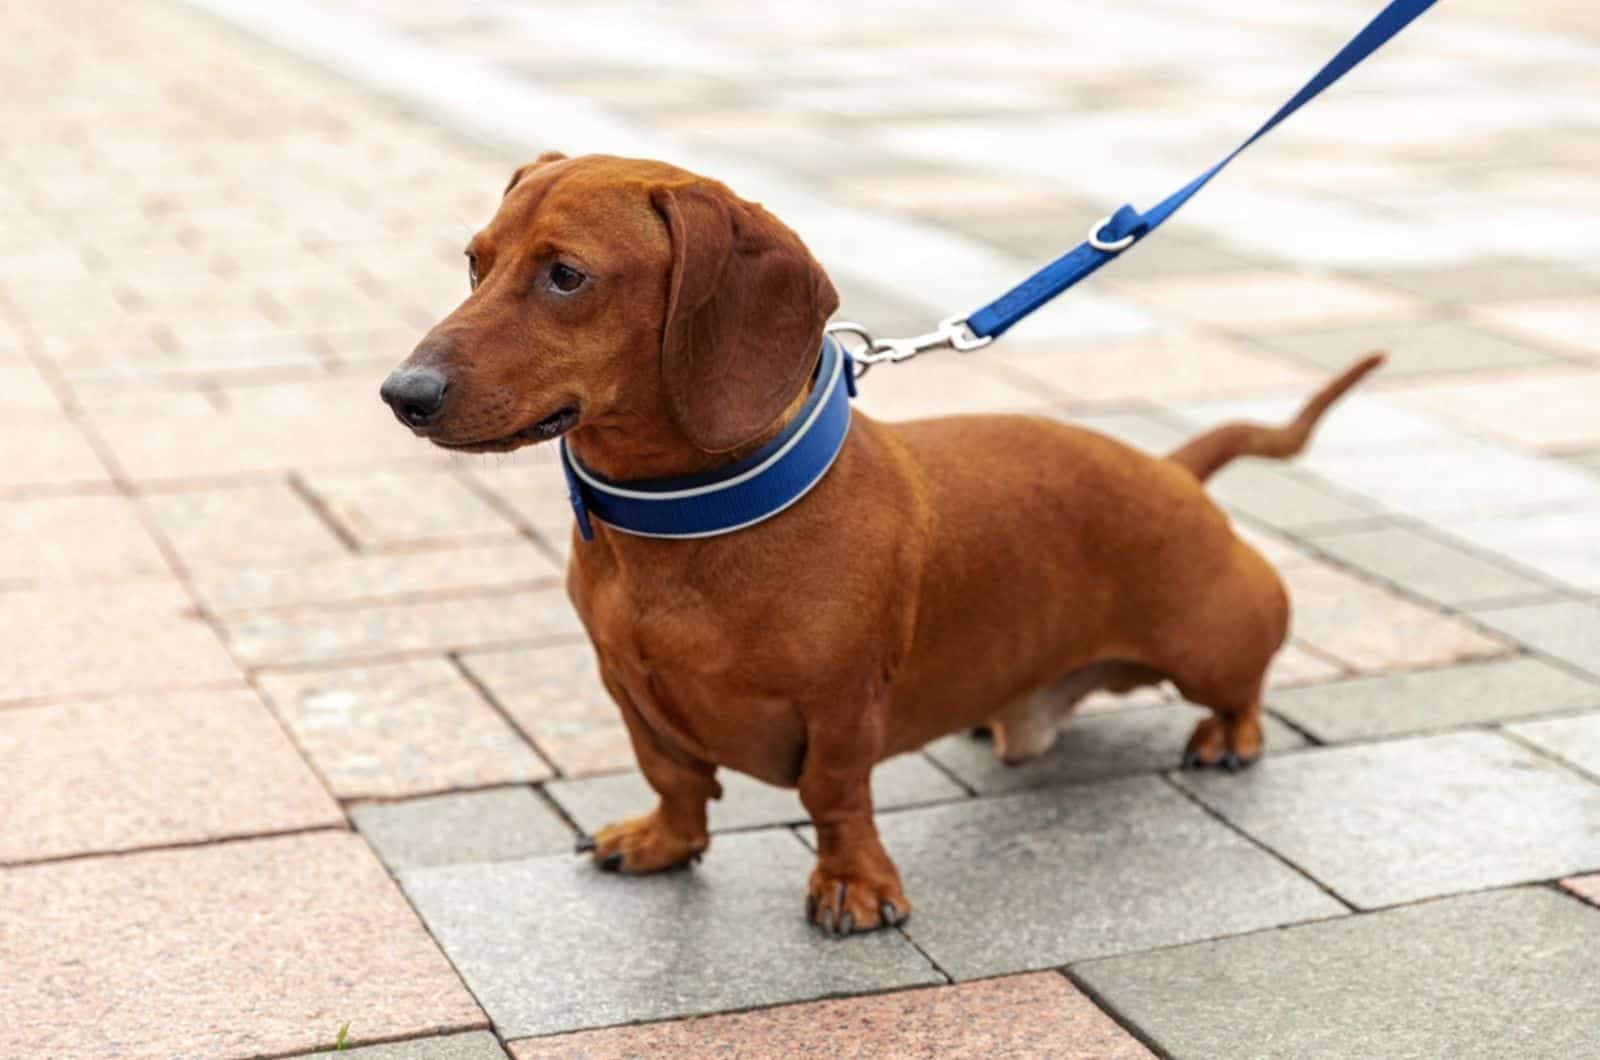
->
381;153;1380;935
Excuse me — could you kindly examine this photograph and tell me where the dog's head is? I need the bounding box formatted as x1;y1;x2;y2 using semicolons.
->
380;153;839;459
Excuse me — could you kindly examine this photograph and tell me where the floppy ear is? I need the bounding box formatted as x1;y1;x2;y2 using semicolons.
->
504;150;569;196
651;181;839;453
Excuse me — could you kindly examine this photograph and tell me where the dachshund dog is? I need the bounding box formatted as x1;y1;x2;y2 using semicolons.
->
381;153;1380;934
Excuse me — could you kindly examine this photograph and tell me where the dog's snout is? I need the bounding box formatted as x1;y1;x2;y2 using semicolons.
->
380;367;450;428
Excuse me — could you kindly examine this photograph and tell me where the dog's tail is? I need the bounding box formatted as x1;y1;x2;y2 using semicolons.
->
1166;352;1385;483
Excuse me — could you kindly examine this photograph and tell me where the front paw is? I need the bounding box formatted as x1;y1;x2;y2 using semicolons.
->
805;864;911;936
578;808;707;874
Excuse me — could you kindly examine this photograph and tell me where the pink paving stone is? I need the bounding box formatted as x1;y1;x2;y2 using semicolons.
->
461;643;635;776
0;580;240;704
0;687;340;863
144;480;350;569
852;357;1058;421
836;170;1087;218
0;414;111;492
255;658;551;798
1474;298;1600;359
1000;332;1315;404
509;972;1153;1060
465;454;573;536
303;469;523;549
0;832;486;1059
1282;561;1509;671
1267;641;1347;689
87;377;456;482
1388;368;1600;451
222;587;584;668
191;541;562;613
0;493;171;583
1128;270;1422;331
1561;874;1600;907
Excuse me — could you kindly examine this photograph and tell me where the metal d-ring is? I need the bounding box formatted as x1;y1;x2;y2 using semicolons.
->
1087;214;1136;253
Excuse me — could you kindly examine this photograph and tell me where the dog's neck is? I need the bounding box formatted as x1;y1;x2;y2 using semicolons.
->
563;387;810;484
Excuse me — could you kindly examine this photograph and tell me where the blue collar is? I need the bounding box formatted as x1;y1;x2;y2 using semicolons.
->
560;336;855;541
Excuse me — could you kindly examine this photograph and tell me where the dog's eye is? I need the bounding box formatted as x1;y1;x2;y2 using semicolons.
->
549;262;585;293
466;252;479;290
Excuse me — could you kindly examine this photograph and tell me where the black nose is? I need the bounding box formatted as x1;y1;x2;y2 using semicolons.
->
380;367;450;427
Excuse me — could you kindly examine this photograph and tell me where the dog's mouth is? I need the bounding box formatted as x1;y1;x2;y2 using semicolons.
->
432;403;580;453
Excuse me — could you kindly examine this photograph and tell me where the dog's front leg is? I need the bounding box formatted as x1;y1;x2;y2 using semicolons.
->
798;711;910;935
581;670;721;874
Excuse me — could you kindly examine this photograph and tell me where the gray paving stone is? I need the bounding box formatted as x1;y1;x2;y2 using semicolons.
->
1508;710;1600;780
1367;260;1600;304
295;1031;508;1059
1259;319;1558;378
1308;524;1553;606
1207;462;1378;530
1269;656;1600;742
1471;600;1600;678
1175;731;1600;908
850;778;1345;980
398;831;942;1038
352;787;576;870
1073;887;1600;1060
924;703;1308;795
546;753;966;836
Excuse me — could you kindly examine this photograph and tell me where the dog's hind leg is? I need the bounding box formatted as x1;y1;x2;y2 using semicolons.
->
989;662;1162;765
1174;673;1267;772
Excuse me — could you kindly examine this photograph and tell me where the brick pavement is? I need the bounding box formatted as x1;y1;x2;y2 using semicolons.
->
2;0;1598;1056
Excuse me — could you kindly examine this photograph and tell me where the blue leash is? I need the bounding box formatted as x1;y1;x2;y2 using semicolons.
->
841;0;1440;368
566;0;1439;542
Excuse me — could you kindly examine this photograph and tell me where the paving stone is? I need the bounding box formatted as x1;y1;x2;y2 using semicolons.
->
1563;874;1600;907
0;581;240;703
1371;260;1599;304
1310;523;1553;606
548;752;967;835
1174;731;1600;908
1303;438;1600;519
1207;462;1377;530
353;787;575;870
509;971;1153;1060
0;832;486;1059
295;1032;509;1059
1073;887;1600;1060
1471;600;1600;678
0;687;341;863
1270;656;1600;742
852;778;1345;981
0;415;111;493
1266;641;1346;688
1128;270;1421;331
1443;506;1600;593
1391;368;1600;451
463;456;574;539
1508;710;1600;780
1474;297;1600;360
998;332;1314;405
924;703;1307;796
1259;318;1558;378
145;481;350;569
191;542;562;613
460;643;635;776
257;659;551;798
1174;392;1458;454
399;831;943;1038
223;588;584;668
1283;560;1508;671
305;469;523;549
0;494;170;584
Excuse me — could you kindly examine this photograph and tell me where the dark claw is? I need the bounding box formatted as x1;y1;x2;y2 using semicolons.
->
806;894;818;922
575;835;596;854
1181;748;1202;769
820;906;835;933
880;900;902;927
837;911;853;935
970;725;992;741
689;850;702;864
1220;751;1242;773
599;852;623;872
